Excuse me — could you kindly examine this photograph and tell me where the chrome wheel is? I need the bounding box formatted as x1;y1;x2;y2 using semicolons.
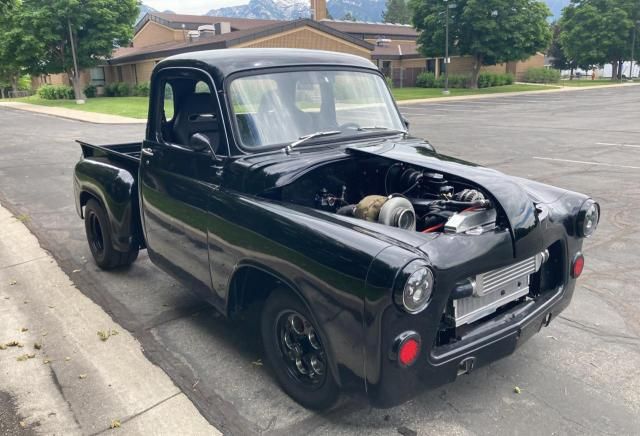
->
276;310;327;387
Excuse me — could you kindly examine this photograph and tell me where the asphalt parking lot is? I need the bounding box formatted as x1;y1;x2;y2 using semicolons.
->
0;85;639;435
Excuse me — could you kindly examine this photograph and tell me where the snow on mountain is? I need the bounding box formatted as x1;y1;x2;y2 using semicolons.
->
139;0;567;25
207;0;386;22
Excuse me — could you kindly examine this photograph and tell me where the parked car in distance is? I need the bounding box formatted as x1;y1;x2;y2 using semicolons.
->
73;48;600;409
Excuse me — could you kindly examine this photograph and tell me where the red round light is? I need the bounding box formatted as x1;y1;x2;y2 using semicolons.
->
398;338;420;367
572;254;584;278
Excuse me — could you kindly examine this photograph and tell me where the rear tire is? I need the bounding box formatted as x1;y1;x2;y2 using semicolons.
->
84;199;138;270
261;288;340;410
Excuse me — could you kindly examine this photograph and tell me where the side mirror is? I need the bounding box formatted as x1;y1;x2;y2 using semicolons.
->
189;133;214;154
402;116;410;131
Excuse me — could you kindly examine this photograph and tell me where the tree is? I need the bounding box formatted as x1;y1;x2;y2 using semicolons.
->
548;22;577;77
560;0;639;80
8;0;138;99
410;0;553;88
0;0;21;98
383;0;411;24
341;12;357;21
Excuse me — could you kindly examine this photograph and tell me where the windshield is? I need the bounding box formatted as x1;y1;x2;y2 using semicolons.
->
228;70;405;149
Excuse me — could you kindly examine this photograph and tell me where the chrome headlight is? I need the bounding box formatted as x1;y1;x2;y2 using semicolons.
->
394;262;434;314
577;200;600;238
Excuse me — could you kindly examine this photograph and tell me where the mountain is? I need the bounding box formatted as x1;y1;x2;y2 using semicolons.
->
138;3;157;22
207;0;386;22
138;0;568;25
137;3;176;23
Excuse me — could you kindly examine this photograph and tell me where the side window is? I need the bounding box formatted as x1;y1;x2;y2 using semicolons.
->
195;80;210;94
163;82;174;121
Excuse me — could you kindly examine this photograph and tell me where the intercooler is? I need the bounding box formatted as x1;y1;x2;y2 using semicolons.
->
449;252;548;326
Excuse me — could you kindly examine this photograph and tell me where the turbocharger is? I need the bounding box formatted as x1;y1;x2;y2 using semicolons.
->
348;195;417;231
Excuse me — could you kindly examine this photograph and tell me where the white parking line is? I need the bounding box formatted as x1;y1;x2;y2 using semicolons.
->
533;157;640;169
596;142;640;148
432;108;478;112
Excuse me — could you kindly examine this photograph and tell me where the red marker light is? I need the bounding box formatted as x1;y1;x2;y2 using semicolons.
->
398;337;420;367
572;254;584;278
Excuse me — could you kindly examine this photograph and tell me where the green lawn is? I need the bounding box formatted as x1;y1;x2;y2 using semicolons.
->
9;95;151;119
5;81;589;118
391;84;558;101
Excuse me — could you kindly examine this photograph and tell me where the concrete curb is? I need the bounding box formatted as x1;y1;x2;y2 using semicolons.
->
0;202;219;435
0;102;146;124
395;82;640;105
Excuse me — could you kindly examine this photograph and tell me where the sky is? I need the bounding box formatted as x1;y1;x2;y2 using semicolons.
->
144;1;249;15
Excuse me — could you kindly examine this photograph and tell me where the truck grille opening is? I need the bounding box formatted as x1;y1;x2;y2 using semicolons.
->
436;242;563;348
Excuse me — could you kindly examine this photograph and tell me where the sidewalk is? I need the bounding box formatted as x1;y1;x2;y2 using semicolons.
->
0;102;145;124
0;203;218;435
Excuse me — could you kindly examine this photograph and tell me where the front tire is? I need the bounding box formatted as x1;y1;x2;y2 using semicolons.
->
261;289;340;410
84;199;138;270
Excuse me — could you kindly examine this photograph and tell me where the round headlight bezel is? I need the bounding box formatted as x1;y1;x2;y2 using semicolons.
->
393;261;435;314
576;200;600;238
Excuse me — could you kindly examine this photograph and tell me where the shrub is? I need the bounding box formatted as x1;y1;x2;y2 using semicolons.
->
104;82;131;97
84;84;97;98
416;72;437;88
478;72;515;88
37;84;74;100
133;81;150;97
385;76;393;89
447;74;470;88
116;82;130;97
524;67;561;84
104;82;118;97
17;74;31;91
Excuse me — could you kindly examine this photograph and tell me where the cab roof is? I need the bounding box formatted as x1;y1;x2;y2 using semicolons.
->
155;48;380;86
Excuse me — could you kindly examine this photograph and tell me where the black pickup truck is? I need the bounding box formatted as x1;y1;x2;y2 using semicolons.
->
74;48;600;409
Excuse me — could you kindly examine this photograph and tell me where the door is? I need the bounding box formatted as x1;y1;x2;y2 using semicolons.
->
139;69;225;307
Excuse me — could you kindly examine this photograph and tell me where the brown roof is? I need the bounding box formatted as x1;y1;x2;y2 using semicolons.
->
321;20;418;39
111;19;374;65
135;12;282;33
372;41;420;59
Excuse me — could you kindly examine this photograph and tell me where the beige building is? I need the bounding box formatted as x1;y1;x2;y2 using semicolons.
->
33;0;544;90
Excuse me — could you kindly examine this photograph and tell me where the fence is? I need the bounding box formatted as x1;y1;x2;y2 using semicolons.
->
390;67;427;88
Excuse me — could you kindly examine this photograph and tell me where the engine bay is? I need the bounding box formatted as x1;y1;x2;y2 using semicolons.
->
275;157;505;235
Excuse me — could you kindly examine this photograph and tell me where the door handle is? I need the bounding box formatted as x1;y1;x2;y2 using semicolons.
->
141;147;154;157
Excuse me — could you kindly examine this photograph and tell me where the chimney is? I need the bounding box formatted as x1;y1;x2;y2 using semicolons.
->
311;0;327;21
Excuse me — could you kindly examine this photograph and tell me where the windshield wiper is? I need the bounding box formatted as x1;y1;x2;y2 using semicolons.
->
285;130;341;154
357;126;408;136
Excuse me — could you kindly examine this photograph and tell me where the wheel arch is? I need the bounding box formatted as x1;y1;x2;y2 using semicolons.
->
226;261;344;387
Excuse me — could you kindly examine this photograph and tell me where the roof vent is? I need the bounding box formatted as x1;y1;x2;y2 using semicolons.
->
187;30;200;42
198;24;216;33
214;22;231;35
376;38;391;46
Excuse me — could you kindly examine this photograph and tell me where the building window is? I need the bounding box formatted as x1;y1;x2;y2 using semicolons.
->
117;66;123;82
89;67;106;86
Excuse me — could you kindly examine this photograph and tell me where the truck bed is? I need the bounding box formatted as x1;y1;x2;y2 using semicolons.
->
77;141;142;163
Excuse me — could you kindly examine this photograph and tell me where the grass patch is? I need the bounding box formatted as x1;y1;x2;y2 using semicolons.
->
7;95;150;119
391;84;557;101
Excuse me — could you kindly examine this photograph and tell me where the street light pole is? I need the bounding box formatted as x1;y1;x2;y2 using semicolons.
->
443;1;456;95
630;20;638;81
67;18;85;104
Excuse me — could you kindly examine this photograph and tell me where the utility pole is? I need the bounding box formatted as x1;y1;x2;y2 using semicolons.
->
67;18;85;104
443;1;456;95
631;20;639;81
